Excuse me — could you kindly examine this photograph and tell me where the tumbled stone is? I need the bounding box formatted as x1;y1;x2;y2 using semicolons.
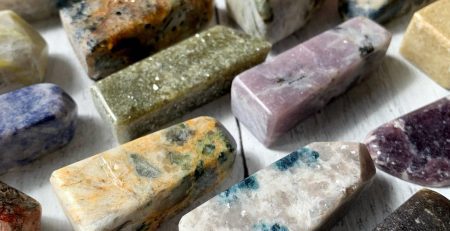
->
231;17;391;146
179;142;375;230
374;189;450;230
226;0;325;43
365;96;450;187
400;0;450;89
339;0;434;24
60;0;214;80
0;0;58;21
51;116;236;231
0;83;77;174
0;181;41;230
92;25;271;143
0;10;48;88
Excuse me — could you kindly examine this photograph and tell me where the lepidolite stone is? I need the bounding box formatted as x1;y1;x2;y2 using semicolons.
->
60;0;214;80
0;0;58;21
0;83;77;174
339;0;434;24
226;0;325;43
179;142;375;230
0;182;41;230
365;96;450;187
51;116;236;231
0;10;48;87
374;189;450;230
231;17;391;146
92;25;271;143
400;0;450;89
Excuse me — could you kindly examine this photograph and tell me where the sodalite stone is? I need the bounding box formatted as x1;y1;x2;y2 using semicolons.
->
0;0;58;21
231;17;391;146
339;0;434;24
0;83;77;174
0;182;41;230
50;117;236;231
59;0;214;80
226;0;325;43
374;189;450;230
0;10;48;88
365;96;450;187
179;142;376;231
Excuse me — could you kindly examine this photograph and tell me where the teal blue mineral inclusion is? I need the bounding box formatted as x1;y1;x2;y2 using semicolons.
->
218;175;259;204
253;222;289;231
274;147;319;171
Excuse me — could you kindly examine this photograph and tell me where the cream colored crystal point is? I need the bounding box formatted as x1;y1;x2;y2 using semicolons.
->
0;10;48;87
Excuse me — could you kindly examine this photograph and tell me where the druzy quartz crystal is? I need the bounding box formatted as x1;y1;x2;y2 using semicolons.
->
226;0;325;43
60;0;214;80
0;83;77;174
51;116;236;231
179;142;375;231
374;189;450;230
231;17;391;146
0;0;58;21
92;25;271;143
365;96;450;187
0;182;41;230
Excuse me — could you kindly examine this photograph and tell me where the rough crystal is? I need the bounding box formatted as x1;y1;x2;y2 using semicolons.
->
0;0;58;21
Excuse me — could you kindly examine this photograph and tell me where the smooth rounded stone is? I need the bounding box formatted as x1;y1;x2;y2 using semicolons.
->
0;10;48;88
339;0;434;24
179;142;376;231
60;0;214;80
0;0;58;21
374;189;450;230
365;96;450;187
51;117;236;231
226;0;325;43
0;83;77;174
0;182;42;230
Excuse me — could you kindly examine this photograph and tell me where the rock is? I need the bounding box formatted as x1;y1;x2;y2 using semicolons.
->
91;25;271;143
0;0;58;21
0;83;77;174
50;116;236;231
231;17;391;146
179;142;375;230
374;189;450;230
0;181;41;230
226;0;325;43
365;96;450;187
0;10;48;88
400;0;450;89
59;0;214;80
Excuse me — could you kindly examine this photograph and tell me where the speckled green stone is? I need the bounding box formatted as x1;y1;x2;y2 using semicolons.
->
91;25;271;143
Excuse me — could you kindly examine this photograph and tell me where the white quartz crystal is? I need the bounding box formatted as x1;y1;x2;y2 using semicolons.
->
0;0;57;21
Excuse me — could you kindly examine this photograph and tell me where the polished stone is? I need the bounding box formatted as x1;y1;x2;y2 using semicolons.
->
179;142;375;231
0;0;58;21
232;17;391;146
51;116;236;231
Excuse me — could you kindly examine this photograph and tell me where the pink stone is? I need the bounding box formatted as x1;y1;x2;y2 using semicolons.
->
231;17;391;146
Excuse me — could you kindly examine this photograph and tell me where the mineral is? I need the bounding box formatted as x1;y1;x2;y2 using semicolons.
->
50;116;236;231
0;0;58;21
231;17;391;146
179;142;375;231
365;96;450;187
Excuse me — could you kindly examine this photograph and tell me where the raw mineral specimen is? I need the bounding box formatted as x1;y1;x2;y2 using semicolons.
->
400;0;450;89
0;83;77;174
339;0;434;24
231;17;391;146
92;25;271;143
374;189;450;230
0;182;41;230
226;0;325;43
365;96;450;187
59;0;215;80
0;10;48;88
50;116;236;231
179;142;375;231
0;0;58;21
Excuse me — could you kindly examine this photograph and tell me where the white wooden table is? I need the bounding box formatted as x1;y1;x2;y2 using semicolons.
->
1;0;448;230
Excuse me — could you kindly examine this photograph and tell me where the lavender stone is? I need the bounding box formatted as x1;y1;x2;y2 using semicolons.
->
231;17;391;146
366;96;450;187
0;83;77;174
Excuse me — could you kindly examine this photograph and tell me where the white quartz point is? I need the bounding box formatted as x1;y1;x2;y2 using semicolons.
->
0;0;57;21
0;10;48;87
179;142;376;231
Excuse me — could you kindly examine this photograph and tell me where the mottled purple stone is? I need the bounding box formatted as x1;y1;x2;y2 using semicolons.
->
366;96;450;187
